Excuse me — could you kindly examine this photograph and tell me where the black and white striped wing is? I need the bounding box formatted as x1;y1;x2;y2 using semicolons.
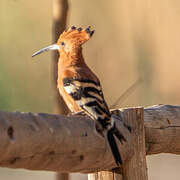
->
63;78;126;165
63;78;111;129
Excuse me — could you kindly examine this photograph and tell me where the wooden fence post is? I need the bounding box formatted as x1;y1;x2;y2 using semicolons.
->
88;171;123;180
88;107;148;180
122;107;148;180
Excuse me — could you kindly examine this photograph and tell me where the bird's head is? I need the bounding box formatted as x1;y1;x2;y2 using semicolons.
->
32;26;94;57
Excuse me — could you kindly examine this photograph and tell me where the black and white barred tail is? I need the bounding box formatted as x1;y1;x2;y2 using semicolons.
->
107;122;126;165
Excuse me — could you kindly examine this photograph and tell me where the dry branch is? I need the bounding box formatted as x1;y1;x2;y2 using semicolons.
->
0;105;179;173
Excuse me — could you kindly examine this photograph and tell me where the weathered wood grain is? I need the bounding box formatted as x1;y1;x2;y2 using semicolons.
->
0;105;179;173
89;108;148;180
122;108;148;180
88;171;123;180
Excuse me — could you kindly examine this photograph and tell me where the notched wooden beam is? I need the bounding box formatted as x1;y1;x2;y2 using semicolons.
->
0;104;179;173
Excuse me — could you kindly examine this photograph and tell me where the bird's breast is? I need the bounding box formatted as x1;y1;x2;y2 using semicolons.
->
57;75;81;113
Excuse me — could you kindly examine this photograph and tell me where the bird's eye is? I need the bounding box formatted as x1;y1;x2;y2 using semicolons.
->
60;42;65;46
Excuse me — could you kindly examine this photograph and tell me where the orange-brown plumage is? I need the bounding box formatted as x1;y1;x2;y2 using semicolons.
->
57;63;100;112
56;27;101;113
32;26;126;166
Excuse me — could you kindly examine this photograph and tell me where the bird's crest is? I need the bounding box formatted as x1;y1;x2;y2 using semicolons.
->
32;26;94;57
57;26;94;52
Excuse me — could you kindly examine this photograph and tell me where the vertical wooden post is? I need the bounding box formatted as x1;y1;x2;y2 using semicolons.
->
122;107;148;180
52;0;69;115
52;0;69;180
56;173;69;180
88;171;123;180
88;107;148;180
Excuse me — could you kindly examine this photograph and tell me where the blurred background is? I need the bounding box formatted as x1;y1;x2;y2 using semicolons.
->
1;0;180;179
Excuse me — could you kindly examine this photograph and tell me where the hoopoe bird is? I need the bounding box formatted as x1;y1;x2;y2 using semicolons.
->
32;26;126;166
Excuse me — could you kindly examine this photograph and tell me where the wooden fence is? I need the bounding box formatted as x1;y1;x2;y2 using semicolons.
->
0;104;180;180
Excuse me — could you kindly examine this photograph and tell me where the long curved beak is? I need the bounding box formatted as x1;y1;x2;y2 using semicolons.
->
32;44;60;57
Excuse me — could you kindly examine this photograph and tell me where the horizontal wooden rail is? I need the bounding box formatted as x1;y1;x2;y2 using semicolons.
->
0;104;179;173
